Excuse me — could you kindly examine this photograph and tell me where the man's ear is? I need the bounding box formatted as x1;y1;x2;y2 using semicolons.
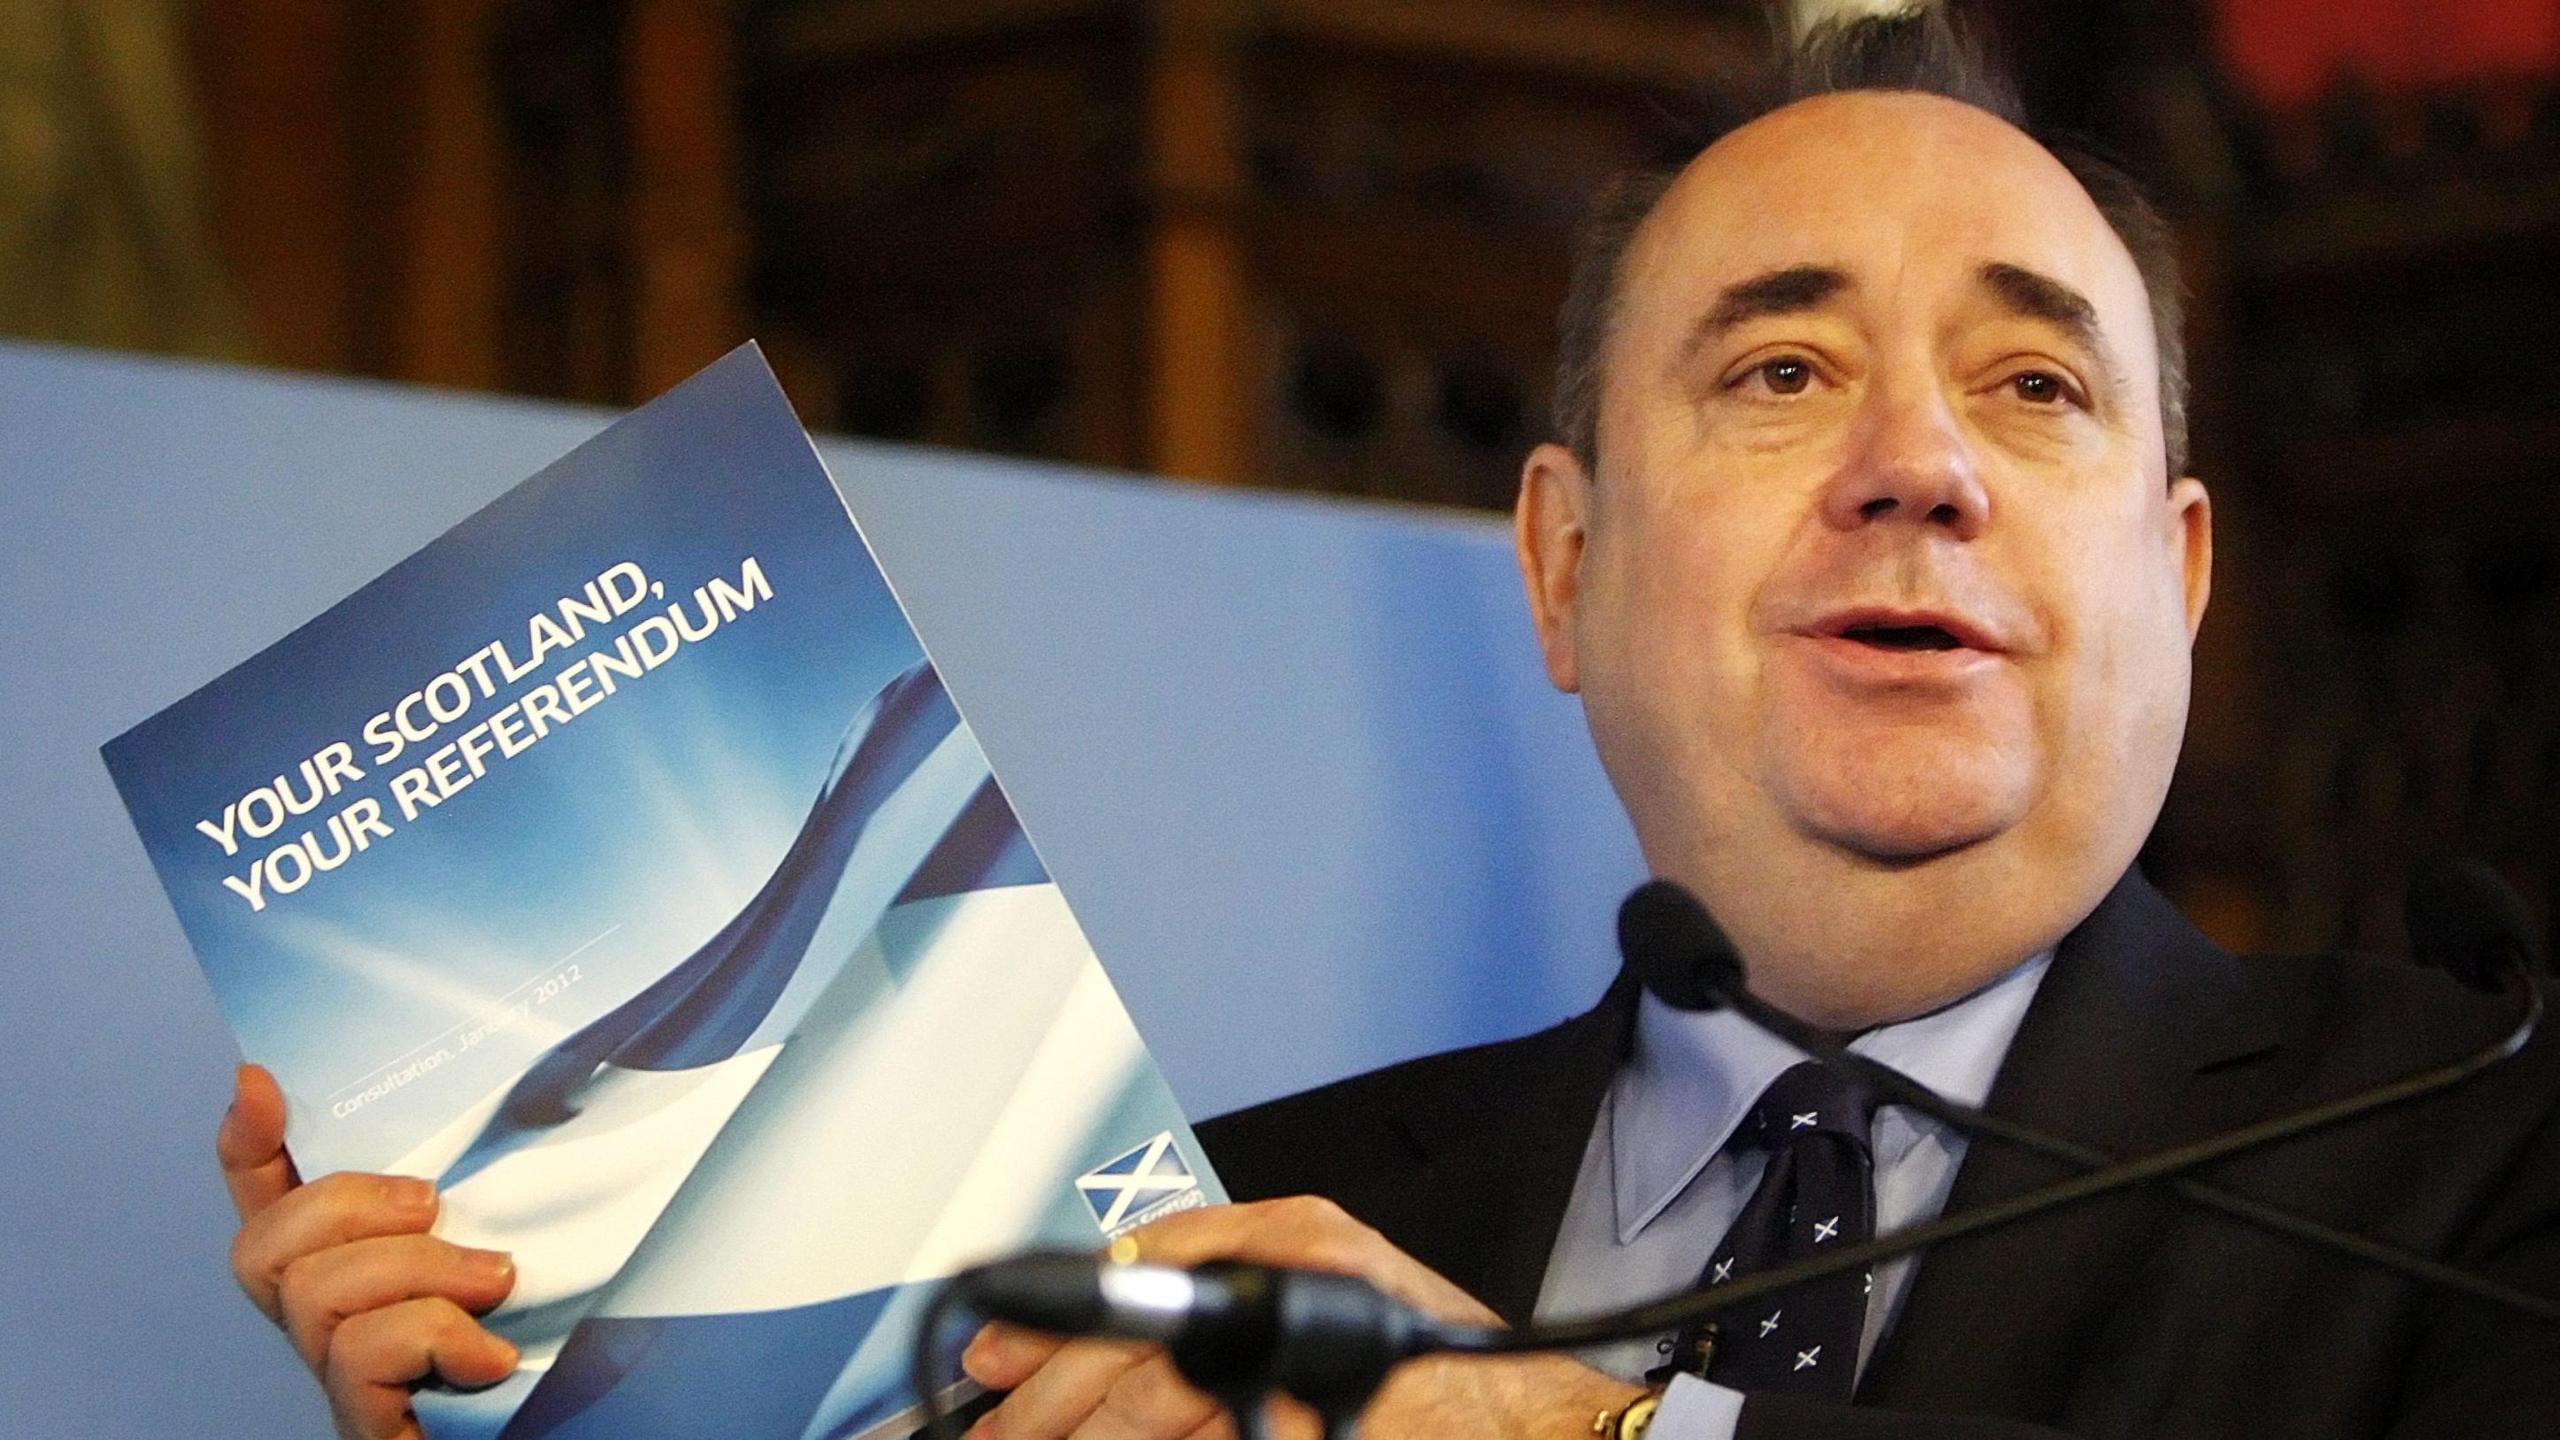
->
1516;441;1594;693
2168;476;2212;642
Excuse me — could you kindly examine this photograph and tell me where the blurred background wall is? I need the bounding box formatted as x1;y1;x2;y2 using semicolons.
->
8;0;2556;961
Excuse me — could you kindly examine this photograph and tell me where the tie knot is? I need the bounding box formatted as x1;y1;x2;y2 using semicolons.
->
1745;1061;1877;1150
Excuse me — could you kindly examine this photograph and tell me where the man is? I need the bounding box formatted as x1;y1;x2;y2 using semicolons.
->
217;14;2560;1440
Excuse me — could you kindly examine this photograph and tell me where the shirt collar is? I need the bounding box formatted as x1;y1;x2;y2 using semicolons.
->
1607;950;2053;1243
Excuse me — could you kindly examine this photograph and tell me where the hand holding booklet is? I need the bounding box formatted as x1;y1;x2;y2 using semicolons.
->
103;346;1222;1439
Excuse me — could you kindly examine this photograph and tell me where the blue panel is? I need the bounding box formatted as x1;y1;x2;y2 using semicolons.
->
827;441;1645;1116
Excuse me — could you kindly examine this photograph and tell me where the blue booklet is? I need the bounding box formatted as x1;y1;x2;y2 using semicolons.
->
103;346;1223;1439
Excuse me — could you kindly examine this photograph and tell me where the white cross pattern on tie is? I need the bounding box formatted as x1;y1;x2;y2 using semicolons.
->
1693;1062;1874;1398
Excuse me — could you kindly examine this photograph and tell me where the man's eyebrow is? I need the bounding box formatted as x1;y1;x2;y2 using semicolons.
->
1976;262;2127;391
1677;265;1852;366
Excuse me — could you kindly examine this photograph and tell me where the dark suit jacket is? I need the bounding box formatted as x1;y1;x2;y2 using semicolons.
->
1195;871;2560;1438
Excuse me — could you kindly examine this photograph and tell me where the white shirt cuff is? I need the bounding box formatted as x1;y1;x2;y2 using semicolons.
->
1642;1374;1746;1439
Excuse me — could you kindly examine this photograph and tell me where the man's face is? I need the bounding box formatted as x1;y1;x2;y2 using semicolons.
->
1520;93;2211;916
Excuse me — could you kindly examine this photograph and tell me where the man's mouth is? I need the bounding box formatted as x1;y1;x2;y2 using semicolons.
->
1836;621;1966;652
1812;608;2001;654
1779;603;2019;688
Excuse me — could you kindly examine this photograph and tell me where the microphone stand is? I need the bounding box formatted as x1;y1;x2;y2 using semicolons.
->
1487;913;2560;1347
1706;967;2559;1323
1485;995;2560;1350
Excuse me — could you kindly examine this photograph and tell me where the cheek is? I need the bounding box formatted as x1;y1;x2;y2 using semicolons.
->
1603;496;1781;682
2031;510;2194;761
1580;505;1773;763
1584;417;1841;765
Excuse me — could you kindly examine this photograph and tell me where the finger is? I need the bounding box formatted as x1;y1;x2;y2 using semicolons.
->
325;1297;518;1440
277;1233;516;1373
231;1171;438;1320
1068;1352;1222;1440
1118;1197;1379;1271
218;1064;300;1220
972;1337;1150;1440
1165;1397;1298;1440
1124;1197;1498;1325
1263;1394;1323;1440
964;1322;1070;1391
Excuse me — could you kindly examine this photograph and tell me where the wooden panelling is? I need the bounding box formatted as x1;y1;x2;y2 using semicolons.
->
193;0;357;372
178;1;2559;963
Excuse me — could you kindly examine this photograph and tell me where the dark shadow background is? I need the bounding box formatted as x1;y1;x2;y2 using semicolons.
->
10;0;2555;961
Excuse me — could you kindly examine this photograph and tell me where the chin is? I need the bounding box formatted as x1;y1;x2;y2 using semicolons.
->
1767;730;2036;862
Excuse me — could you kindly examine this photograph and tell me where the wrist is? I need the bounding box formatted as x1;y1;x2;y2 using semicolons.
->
1588;1381;1666;1440
1459;1351;1645;1440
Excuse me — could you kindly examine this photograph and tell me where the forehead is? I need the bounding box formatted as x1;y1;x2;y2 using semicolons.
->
1625;92;2156;364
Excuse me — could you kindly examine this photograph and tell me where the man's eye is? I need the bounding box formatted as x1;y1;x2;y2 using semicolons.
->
1745;358;1814;396
2009;370;2070;405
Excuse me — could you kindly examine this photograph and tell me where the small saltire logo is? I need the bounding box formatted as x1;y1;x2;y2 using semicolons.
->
1077;1131;1203;1235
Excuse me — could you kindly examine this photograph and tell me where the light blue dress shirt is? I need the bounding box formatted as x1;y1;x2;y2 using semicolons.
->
1533;953;2052;1437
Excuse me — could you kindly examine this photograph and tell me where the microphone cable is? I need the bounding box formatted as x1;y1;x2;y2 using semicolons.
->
1606;872;2559;1331
916;864;2556;1434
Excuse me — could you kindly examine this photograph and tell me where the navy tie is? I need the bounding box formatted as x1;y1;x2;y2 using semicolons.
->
1658;1061;1880;1401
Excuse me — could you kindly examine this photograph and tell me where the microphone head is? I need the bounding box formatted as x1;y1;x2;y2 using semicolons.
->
2406;858;2548;992
1618;879;1745;1011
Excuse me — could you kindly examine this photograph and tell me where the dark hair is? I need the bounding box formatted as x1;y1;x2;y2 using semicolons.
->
1551;10;2189;480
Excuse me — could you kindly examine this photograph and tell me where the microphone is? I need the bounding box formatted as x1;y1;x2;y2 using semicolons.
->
2409;857;2550;992
925;1250;1494;1440
945;1249;1224;1342
1618;877;1743;1011
1616;875;2560;1323
947;1249;1488;1379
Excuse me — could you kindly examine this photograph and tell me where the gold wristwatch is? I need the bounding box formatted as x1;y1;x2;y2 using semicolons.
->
1591;1387;1666;1440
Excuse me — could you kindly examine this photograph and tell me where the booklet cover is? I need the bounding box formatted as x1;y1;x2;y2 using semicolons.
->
103;345;1222;1439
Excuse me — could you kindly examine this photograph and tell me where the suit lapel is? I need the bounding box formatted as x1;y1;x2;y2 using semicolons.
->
1387;970;1641;1324
1857;868;2288;1416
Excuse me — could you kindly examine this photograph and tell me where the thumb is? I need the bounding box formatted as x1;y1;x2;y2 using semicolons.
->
218;1063;300;1219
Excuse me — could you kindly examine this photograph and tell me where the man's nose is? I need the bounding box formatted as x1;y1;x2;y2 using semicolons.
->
1819;390;1989;541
